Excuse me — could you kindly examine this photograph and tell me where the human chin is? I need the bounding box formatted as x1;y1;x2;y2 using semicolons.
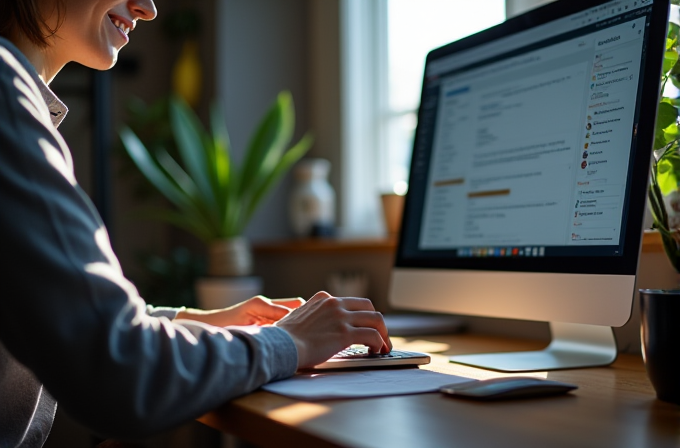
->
80;43;120;70
100;49;120;70
99;49;119;70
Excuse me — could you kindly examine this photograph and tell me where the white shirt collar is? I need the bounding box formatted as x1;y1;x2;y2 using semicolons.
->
35;77;68;128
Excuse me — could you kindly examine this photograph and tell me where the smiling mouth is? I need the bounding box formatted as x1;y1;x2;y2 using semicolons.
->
109;15;131;35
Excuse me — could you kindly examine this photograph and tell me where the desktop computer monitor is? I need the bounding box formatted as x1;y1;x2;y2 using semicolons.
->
389;0;670;372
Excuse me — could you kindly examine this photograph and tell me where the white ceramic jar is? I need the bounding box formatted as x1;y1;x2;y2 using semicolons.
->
289;158;336;237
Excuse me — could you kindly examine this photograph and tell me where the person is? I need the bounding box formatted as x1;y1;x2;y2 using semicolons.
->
0;1;392;446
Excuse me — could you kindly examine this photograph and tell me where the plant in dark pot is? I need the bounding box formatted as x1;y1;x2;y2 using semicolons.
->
120;92;312;308
642;14;680;405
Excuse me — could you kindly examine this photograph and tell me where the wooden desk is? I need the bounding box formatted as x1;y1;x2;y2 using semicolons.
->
199;334;680;448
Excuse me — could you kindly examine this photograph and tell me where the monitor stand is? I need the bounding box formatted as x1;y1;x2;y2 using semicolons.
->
449;322;617;372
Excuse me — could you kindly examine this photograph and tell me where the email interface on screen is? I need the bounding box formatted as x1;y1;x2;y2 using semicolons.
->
408;0;655;260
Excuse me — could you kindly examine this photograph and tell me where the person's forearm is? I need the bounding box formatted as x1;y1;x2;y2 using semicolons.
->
174;307;222;325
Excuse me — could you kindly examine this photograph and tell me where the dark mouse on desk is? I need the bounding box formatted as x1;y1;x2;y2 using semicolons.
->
439;377;578;400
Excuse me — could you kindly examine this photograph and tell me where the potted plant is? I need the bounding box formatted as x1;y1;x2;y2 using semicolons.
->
120;91;312;306
640;7;680;404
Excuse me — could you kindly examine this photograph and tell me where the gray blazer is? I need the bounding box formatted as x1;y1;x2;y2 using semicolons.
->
0;37;297;447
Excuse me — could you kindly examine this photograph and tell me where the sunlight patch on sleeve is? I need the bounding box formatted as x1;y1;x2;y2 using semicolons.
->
85;228;141;301
38;138;76;186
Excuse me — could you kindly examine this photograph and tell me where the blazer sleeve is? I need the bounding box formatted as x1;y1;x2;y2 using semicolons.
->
0;46;298;438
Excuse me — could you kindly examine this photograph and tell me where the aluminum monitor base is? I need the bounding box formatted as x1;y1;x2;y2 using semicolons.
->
449;322;617;372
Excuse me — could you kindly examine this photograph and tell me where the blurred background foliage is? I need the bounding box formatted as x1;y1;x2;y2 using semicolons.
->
133;246;205;308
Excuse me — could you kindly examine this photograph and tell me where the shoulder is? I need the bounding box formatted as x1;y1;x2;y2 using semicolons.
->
0;37;40;90
0;38;68;128
0;38;57;135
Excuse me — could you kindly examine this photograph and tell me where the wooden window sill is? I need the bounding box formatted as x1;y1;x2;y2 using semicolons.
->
642;229;664;253
253;238;398;254
254;231;664;254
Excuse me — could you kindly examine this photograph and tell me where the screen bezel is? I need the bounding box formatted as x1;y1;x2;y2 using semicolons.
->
395;0;669;276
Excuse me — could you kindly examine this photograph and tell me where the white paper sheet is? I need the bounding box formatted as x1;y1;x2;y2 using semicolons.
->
261;368;470;401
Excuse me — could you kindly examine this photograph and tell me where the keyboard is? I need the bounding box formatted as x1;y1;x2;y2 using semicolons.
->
312;345;431;370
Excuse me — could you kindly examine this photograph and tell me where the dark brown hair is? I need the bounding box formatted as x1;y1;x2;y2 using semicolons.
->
0;0;65;48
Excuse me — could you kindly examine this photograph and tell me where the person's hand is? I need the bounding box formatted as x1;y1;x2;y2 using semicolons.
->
275;291;392;369
175;296;305;327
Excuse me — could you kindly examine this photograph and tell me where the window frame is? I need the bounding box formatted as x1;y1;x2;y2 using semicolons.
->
339;0;388;237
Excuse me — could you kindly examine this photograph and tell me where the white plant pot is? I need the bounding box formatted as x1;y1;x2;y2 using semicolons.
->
195;276;263;310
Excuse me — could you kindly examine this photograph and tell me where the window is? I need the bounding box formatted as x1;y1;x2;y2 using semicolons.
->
382;1;506;194
340;1;505;236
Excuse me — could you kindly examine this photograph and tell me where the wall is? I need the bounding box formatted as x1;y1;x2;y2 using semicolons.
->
307;0;344;226
215;0;312;242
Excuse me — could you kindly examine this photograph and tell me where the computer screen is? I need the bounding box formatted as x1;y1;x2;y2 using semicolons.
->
389;0;669;371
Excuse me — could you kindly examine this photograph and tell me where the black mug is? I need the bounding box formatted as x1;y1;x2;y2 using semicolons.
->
639;289;680;404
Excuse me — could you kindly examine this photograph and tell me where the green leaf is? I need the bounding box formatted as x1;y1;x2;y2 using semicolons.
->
670;58;680;85
665;124;680;142
654;103;679;150
120;127;192;211
657;102;678;132
657;150;680;195
239;92;295;199
210;102;232;191
667;38;675;51
243;133;314;227
120;127;218;236
656;123;680;152
663;50;679;75
669;48;680;84
648;180;666;228
655;131;669;152
153;150;223;237
670;22;680;55
670;22;680;42
169;97;219;213
155;147;200;200
209;102;233;228
670;73;680;90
